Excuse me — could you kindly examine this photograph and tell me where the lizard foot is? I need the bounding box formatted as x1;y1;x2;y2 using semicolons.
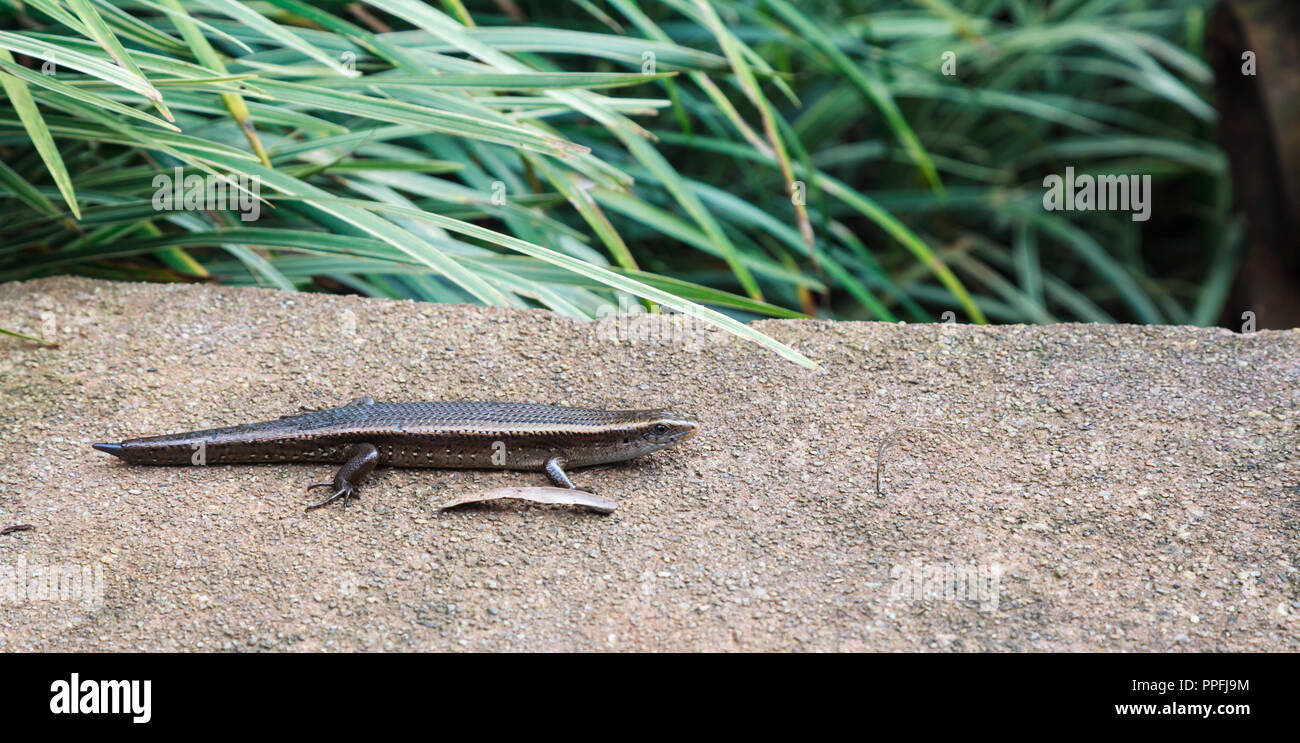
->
305;481;359;511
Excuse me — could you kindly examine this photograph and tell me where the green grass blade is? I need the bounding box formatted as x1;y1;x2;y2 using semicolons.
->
0;48;80;218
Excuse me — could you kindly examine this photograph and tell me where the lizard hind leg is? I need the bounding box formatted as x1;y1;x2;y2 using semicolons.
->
305;443;380;511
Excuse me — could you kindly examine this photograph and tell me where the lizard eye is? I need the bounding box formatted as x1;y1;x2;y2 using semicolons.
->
654;424;669;434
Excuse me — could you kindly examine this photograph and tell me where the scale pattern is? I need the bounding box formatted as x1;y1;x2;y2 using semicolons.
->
291;401;656;430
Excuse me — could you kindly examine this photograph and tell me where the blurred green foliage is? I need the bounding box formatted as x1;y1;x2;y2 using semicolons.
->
0;0;1235;365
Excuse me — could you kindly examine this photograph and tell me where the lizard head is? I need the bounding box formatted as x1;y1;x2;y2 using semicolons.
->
634;411;699;449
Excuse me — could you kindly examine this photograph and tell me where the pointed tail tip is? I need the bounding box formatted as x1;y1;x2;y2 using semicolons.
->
92;442;125;458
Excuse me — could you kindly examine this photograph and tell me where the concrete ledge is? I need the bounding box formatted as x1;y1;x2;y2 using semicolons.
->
0;277;1296;651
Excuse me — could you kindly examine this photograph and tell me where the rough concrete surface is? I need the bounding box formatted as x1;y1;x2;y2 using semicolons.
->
0;277;1296;652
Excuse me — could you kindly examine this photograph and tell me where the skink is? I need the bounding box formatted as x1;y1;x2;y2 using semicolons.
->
93;399;699;510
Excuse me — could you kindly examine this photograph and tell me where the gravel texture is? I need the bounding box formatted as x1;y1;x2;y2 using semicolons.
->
0;276;1296;652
